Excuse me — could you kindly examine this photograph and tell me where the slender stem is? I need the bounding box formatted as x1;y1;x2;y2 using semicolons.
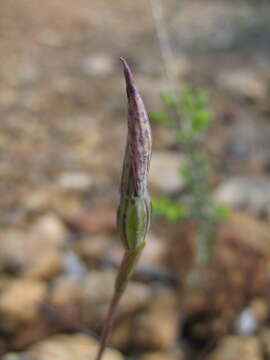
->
149;0;177;97
148;0;184;129
95;292;122;360
95;247;143;360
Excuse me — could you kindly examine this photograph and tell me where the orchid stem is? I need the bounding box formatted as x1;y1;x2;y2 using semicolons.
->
95;291;122;360
95;247;143;360
95;57;152;360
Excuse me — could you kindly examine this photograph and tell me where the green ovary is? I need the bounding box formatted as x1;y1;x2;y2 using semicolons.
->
125;196;148;250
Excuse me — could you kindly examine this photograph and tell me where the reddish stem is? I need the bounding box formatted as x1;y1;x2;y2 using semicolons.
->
95;292;122;360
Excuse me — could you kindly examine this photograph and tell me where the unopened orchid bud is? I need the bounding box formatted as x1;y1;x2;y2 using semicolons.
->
95;58;153;360
115;58;152;293
119;57;152;198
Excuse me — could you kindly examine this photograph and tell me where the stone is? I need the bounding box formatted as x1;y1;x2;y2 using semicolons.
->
80;270;115;306
24;188;53;215
214;176;270;218
0;88;17;108
23;247;63;279
71;206;116;233
26;334;123;360
110;318;132;350
168;208;270;341
218;211;270;258
80;54;115;77
121;282;151;315
138;351;184;360
27;214;66;279
149;151;184;193
38;30;64;47
235;309;258;335
51;196;83;223
260;327;270;355
57;172;92;192
24;188;82;221
209;336;263;360
139;232;168;267
0;214;66;279
48;276;83;307
224;116;270;169
218;69;267;101
132;289;178;351
235;299;268;336
0;279;46;331
2;354;32;360
28;213;67;248
19;63;41;85
250;298;268;323
235;298;269;336
80;270;151;329
62;250;87;280
0;230;28;273
74;235;114;263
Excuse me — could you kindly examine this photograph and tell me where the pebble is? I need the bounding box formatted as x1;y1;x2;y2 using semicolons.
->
235;308;258;335
62;249;87;280
38;30;64;47
214;176;270;218
140;232;168;267
57;172;92;193
110;318;132;350
132;289;178;350
218;211;270;259
48;276;82;307
80;54;115;77
0;279;46;331
74;234;113;263
24;188;82;221
218;69;267;101
209;336;263;360
149;151;184;193
138;351;184;360
259;327;270;356
2;354;32;360
250;298;268;323
25;333;123;360
23;247;63;279
80;270;151;329
28;213;67;248
0;214;66;279
235;298;269;336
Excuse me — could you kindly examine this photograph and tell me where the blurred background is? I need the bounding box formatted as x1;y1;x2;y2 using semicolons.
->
1;0;270;359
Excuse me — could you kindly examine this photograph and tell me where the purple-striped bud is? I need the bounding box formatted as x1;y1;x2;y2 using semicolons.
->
119;57;152;198
117;58;152;254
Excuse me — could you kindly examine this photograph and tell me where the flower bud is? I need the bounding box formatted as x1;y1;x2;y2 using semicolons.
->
117;58;152;252
119;57;152;198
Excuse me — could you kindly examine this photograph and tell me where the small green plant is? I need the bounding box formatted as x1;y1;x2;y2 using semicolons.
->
151;85;229;266
151;195;186;222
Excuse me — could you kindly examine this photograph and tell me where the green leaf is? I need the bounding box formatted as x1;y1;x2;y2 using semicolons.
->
211;204;231;220
161;90;178;108
150;111;170;125
181;85;194;112
180;161;192;182
151;195;185;222
191;110;212;133
195;90;209;107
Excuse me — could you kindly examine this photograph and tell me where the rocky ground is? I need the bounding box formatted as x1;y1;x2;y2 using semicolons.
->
1;0;270;359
